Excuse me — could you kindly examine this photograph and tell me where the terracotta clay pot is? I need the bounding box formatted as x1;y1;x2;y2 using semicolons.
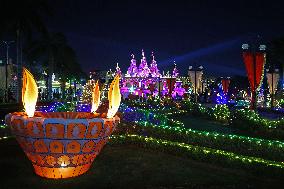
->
5;112;119;179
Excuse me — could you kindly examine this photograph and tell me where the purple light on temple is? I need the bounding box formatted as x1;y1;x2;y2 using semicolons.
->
138;49;150;77
149;52;161;77
126;54;138;77
120;50;189;99
172;62;179;78
115;63;122;76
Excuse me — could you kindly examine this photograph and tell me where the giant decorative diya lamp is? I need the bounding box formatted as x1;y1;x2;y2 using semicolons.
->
5;68;121;179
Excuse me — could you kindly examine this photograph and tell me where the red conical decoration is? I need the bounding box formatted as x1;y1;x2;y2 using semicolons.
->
221;78;230;94
242;52;266;92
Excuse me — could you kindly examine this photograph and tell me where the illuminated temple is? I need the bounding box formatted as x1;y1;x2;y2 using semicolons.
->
114;50;187;99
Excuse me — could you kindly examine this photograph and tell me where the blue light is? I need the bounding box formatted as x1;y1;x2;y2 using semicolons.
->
216;83;227;104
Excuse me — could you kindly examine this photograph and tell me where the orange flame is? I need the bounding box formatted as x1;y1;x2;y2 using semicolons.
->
107;75;121;118
91;81;100;113
22;67;38;117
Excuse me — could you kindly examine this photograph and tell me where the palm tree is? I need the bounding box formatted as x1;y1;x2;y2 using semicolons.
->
57;46;85;99
26;32;85;100
0;0;52;102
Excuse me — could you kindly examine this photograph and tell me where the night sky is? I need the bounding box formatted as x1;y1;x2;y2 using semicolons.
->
47;0;284;76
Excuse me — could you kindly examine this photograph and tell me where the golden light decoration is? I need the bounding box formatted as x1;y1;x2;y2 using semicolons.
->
107;75;121;118
91;81;100;113
22;67;38;117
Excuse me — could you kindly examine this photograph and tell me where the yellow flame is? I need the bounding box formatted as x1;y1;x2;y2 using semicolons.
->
91;81;100;113
22;67;38;117
107;75;121;118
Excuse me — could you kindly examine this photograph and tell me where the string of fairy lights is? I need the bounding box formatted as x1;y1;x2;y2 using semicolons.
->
117;120;284;162
119;103;284;147
118;103;284;162
1;99;284;170
109;134;284;171
232;109;284;129
6;101;284;151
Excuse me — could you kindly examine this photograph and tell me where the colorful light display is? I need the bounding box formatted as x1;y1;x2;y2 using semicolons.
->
81;80;94;103
216;83;227;104
2;99;284;176
122;50;187;99
119;103;284;162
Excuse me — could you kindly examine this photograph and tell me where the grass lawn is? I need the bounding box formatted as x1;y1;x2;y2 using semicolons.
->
0;138;283;189
177;116;238;135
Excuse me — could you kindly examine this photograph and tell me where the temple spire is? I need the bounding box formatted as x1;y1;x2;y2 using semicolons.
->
172;61;179;78
126;53;138;77
151;51;155;61
115;62;121;76
138;49;150;77
149;51;161;77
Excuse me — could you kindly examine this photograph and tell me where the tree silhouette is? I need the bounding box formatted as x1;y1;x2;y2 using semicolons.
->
0;0;52;102
26;32;85;100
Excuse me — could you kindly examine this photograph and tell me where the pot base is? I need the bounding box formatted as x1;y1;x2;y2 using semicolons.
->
33;163;92;179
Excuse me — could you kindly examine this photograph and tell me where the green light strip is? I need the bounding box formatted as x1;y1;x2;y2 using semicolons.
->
133;116;284;147
129;104;283;143
110;134;284;170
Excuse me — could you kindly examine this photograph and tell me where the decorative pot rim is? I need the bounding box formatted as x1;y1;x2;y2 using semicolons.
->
7;111;119;119
5;112;120;124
